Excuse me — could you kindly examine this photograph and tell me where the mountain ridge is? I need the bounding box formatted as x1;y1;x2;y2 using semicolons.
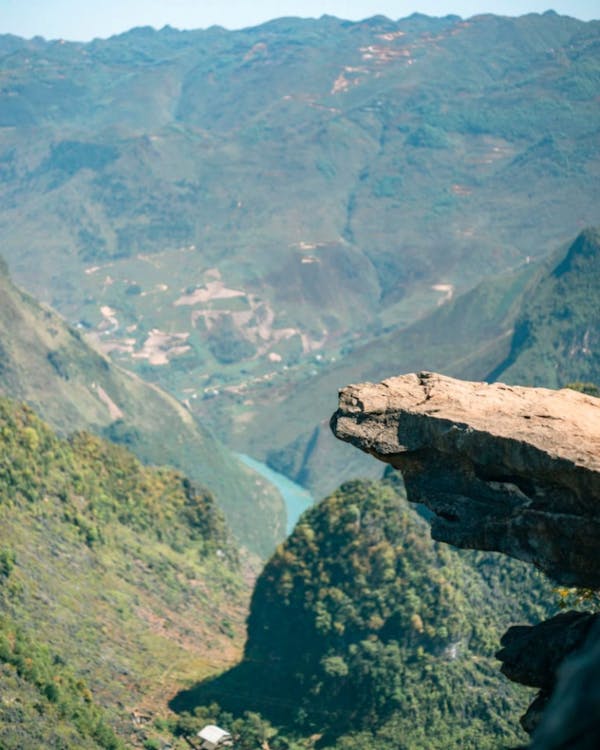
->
488;227;600;386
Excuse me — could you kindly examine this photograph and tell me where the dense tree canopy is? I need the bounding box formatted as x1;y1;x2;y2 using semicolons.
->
175;474;557;748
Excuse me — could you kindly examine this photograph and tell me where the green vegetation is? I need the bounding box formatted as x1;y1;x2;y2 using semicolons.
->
0;398;229;555
489;228;600;388
0;614;122;750
0;397;251;748
172;474;557;748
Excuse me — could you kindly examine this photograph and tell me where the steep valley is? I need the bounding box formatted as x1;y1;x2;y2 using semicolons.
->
0;259;286;556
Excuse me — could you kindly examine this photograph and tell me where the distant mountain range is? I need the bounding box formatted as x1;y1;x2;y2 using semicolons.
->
1;12;599;454
1;12;599;750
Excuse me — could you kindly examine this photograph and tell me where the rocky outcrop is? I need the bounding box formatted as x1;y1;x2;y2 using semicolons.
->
331;371;600;587
331;371;600;748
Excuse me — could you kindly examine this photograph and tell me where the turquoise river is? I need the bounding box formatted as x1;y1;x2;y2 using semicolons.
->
238;453;315;534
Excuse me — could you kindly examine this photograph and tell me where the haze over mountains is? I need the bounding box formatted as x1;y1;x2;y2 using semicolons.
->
243;227;600;497
1;12;599;464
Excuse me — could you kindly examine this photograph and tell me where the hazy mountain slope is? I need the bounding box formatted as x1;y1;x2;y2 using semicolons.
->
0;398;249;748
233;228;600;498
0;13;598;422
233;255;540;497
0;259;285;555
487;227;600;387
172;475;557;749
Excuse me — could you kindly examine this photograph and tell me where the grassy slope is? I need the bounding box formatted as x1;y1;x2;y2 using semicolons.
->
0;260;285;556
0;398;250;748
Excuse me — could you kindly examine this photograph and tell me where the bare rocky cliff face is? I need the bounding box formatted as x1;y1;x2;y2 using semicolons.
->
331;372;600;748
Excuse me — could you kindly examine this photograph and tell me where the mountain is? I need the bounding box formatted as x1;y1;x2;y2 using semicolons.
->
0;13;599;444
170;474;557;749
487;227;600;387
0;258;285;556
231;228;600;498
0;398;248;749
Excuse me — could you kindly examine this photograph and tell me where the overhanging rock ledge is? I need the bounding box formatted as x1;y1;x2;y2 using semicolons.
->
330;371;600;588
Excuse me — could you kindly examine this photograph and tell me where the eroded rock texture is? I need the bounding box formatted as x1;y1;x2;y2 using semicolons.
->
331;371;600;587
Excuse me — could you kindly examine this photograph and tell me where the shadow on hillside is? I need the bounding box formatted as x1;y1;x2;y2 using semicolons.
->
169;660;295;723
169;661;343;749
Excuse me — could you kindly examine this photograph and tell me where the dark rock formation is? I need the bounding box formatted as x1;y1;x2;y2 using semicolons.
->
531;618;600;749
498;611;597;691
496;611;599;734
330;371;600;587
331;371;600;747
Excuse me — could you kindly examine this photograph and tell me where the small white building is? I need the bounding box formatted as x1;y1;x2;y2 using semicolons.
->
198;725;233;750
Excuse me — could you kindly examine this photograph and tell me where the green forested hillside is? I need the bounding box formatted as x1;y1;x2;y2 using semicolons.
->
172;474;557;749
0;260;285;555
0;618;123;750
487;227;600;387
0;397;250;748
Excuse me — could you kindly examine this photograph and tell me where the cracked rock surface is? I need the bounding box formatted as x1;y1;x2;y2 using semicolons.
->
331;371;600;587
